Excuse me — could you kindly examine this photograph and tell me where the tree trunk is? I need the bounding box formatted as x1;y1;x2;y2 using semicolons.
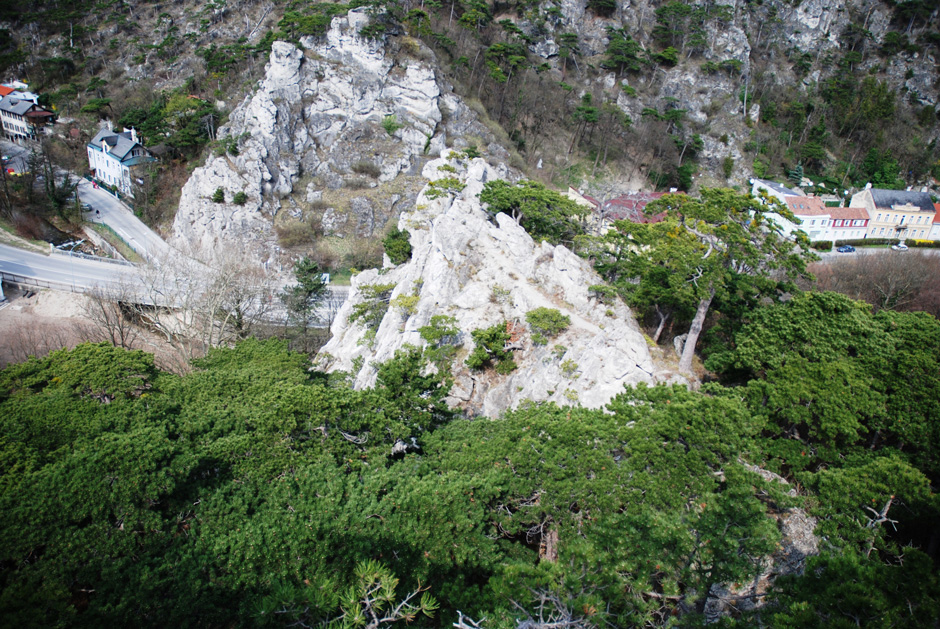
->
652;305;670;343
679;289;714;374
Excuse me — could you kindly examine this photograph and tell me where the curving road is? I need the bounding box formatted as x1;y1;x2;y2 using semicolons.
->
76;178;171;260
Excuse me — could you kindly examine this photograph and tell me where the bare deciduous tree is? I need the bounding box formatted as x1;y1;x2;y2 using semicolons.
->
81;280;142;349
134;244;278;363
809;250;940;317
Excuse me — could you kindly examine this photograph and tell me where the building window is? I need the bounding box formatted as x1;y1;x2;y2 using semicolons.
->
879;228;885;235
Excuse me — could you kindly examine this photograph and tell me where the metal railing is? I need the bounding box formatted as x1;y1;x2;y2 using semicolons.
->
0;271;81;294
50;248;135;266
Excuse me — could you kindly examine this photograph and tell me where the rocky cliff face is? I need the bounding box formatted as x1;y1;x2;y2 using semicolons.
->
170;9;497;267
521;0;937;186
317;151;659;417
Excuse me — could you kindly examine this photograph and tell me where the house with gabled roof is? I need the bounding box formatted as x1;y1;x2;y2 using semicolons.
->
750;178;802;204
783;196;832;241
568;187;669;232
87;125;155;197
828;206;870;241
0;95;54;142
851;186;936;241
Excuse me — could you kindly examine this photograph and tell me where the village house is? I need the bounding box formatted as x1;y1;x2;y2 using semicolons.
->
750;178;802;204
851;186;936;241
87;125;155;197
827;206;870;241
750;179;833;241
0;94;55;143
784;196;832;242
567;187;667;233
928;204;940;242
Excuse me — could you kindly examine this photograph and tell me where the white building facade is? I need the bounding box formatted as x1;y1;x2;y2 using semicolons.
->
87;126;154;197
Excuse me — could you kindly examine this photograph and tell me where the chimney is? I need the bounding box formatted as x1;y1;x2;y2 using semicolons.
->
107;120;113;131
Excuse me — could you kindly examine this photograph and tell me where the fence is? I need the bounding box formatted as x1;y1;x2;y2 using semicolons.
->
0;271;82;294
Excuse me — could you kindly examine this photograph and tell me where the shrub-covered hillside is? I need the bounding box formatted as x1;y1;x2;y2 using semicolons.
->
2;291;939;625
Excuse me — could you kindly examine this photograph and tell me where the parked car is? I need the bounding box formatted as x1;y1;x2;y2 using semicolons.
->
891;243;909;251
837;245;856;253
80;203;92;211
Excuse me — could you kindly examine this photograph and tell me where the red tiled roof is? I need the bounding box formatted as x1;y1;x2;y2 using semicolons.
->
601;192;667;223
829;207;869;221
785;196;829;216
0;86;13;97
934;204;940;224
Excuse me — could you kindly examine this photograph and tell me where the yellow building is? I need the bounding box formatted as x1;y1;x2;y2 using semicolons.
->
851;187;936;241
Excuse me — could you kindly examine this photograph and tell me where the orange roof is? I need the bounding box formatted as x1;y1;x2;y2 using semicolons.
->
0;86;14;96
829;207;870;221
785;196;829;216
934;203;940;224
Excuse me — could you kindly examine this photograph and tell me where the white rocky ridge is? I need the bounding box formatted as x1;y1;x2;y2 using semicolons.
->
317;151;658;417
170;9;488;268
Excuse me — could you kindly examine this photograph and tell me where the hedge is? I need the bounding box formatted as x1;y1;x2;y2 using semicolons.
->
833;238;899;247
829;237;940;249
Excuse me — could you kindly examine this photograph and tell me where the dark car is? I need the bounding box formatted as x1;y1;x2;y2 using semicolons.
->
836;245;855;253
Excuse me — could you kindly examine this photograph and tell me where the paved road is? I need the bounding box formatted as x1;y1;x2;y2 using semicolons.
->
0;242;138;293
0;242;349;322
0;140;170;261
76;178;171;260
0;142;29;175
816;246;939;260
0;140;348;321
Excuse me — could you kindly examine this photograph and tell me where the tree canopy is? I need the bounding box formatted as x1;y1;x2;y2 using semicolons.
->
479;179;588;246
586;188;815;373
1;288;939;626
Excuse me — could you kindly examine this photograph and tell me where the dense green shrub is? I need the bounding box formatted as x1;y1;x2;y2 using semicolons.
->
383;226;413;265
525;307;571;345
232;191;248;205
479;180;587;245
812;240;833;251
425;177;466;200
212;187;225;203
466;322;516;374
382;114;404;135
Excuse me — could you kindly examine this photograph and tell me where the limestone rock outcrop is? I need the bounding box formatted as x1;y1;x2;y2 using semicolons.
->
317;151;657;418
171;9;493;267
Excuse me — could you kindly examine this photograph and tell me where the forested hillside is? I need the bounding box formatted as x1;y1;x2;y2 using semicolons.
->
1;0;937;214
1;289;939;626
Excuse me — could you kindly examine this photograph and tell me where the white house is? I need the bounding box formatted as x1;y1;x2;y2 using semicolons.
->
0;95;54;142
928;205;940;242
827;206;871;241
87;126;155;197
750;178;802;204
784;196;832;242
750;179;830;240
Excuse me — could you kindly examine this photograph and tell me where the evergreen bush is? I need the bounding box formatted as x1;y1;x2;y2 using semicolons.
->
382;226;413;265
